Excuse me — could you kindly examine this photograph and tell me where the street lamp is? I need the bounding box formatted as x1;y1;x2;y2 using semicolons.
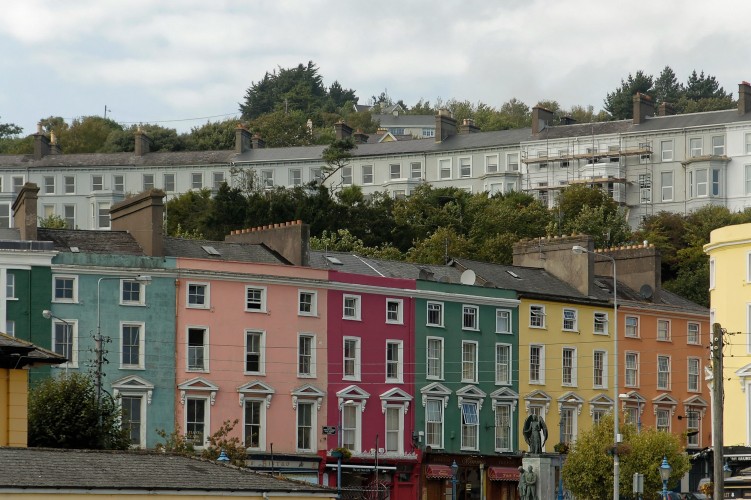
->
337;399;355;498
573;245;619;500
42;310;72;373
659;456;672;500
450;460;459;500
619;393;642;433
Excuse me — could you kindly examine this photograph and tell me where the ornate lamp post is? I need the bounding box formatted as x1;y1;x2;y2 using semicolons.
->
659;456;672;500
450;460;458;500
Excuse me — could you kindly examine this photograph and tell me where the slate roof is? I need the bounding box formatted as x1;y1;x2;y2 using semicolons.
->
309;250;461;282
0;333;66;368
38;228;146;255
373;113;435;128
0;150;235;169
164;237;288;264
0;447;334;496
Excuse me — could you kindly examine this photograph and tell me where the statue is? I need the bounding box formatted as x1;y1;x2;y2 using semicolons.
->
521;465;538;500
517;466;526;499
522;414;548;454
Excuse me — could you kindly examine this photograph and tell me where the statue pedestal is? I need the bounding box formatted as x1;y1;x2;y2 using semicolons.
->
522;455;557;500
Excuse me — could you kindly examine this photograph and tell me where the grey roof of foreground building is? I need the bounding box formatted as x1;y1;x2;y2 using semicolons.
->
0;447;335;496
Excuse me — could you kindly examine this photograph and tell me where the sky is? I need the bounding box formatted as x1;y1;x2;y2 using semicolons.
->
2;0;751;135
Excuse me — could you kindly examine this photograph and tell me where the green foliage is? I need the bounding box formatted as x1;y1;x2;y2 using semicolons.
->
563;413;688;500
0;117;23;139
28;372;130;450
56;116;124;153
321;138;356;184
201;419;247;467
165;189;214;237
154;425;196;456
102;124;184;153
38;214;69;229
603;70;654;120
247;110;316;148
550;185;631;247
406;226;474;264
183;119;237;151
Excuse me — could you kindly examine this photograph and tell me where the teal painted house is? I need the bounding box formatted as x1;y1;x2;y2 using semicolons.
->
414;279;522;499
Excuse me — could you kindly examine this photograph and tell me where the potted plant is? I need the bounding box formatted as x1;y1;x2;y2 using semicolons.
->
331;447;352;460
554;442;569;454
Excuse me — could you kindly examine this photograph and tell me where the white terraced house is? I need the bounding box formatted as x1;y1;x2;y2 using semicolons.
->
2;82;751;230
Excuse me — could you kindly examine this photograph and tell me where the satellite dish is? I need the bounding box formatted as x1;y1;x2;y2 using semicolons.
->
639;284;654;300
460;269;476;285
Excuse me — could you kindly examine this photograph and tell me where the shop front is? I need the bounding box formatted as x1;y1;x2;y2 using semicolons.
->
320;451;419;500
421;452;521;500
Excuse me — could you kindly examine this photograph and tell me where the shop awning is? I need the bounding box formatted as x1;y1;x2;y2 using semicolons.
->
425;465;453;479
488;466;521;482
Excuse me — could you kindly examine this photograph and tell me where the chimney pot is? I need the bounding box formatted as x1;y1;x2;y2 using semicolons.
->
235;125;252;153
633;93;654;124
738;81;751;115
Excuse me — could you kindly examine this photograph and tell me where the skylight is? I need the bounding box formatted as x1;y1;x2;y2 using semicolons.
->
201;245;221;256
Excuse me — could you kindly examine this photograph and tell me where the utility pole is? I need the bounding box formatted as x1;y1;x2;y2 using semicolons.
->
711;322;724;500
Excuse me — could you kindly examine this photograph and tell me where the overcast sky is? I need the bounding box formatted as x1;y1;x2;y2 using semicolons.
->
2;0;751;135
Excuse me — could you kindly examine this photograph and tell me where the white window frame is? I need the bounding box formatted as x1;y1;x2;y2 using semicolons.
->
386;298;403;324
297;333;316;378
186;282;209;309
385;340;404;383
212;171;225;190
389;163;401;180
530;344;545;384
495;343;512;385
341;401;362;452
695;168;708;197
594;312;608;335
298;290;318;316
410;161;422;179
426;336;444;380
243;398;266;451
530;304;546;329
625;351;639;387
656;408;671;432
689;137;703;157
661;140;674;161
427;301;444;327
64;175;75;194
191;172;203;190
384;405;404;454
186;326;209;372
342;294;361;320
425;398;444;449
625;315;639;338
462;305;479;331
712;135;725;155
657;355;671;390
163;173;175;192
657;319;671;341
688;357;701;392
461;341;479;383
244;330;265;375
687;322;700;345
52;319;78;368
494;402;513;452
63;205;75;228
245;286;267;313
562;347;577;387
91;174;104;191
559;406;577;444
507;153;519;171
661;171;674;201
361;165;373;185
341;166;352;186
593;349;608;388
120;393;146;448
295;400;317;452
562;308;578;331
5;273;14;299
343;336;361;381
459;157;472;178
120;279;146;306
96;202;110;229
496;309;512;334
185;396;209;448
52;274;78;303
120;321;145;369
43;176;55;194
485;154;499;173
460;401;480;450
438;158;452;180
746;133;751;154
142;173;155;191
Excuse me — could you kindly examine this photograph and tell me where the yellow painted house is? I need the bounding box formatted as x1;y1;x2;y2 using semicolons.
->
0;332;65;447
705;223;751;446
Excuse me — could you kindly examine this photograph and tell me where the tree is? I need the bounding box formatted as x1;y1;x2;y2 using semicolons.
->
652;66;683;106
183;119;237;151
550;185;630;246
321;137;356;185
165;189;214;237
603;71;654;120
247;110;315;148
500;98;531;128
0;117;22;139
406;226;474;264
28;372;130;450
103;124;185;153
56;116;124;153
563;413;688;500
38;214;69;229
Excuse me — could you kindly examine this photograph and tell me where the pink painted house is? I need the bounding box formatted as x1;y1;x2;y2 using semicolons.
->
174;256;329;482
322;270;419;499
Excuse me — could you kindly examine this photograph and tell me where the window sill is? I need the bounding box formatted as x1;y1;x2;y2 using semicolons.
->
462;328;480;333
426;324;444;328
187;305;210;310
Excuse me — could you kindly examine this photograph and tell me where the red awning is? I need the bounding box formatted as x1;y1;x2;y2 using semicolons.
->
425;464;453;479
488;466;521;482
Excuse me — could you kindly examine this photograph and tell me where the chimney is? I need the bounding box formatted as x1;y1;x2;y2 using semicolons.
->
593;243;661;302
657;102;675;117
632;93;654;124
560;116;577;126
353;129;369;144
110;189;165;257
251;133;265;149
458;118;480;134
235;125;251;153
12;183;39;242
134;128;151;156
513;235;595;296
435;109;457;143
33;123;50;160
739;81;751;115
334;121;353;140
49;131;62;155
531;106;554;134
225;220;310;267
